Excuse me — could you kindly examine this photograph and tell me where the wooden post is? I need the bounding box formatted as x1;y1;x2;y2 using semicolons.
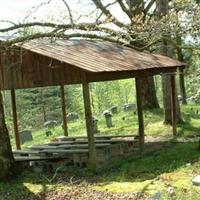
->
135;77;145;151
82;81;97;168
170;74;177;136
60;85;68;136
11;89;21;150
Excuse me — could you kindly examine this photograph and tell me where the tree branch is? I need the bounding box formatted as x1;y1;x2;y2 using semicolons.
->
144;0;155;15
91;0;124;27
61;0;74;27
116;0;132;20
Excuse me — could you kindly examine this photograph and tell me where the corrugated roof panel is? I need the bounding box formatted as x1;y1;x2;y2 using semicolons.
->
18;39;185;73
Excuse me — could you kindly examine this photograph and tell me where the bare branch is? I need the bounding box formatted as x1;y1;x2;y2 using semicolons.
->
116;0;132;20
144;0;155;15
23;0;53;22
91;0;124;27
95;1;117;23
61;0;74;27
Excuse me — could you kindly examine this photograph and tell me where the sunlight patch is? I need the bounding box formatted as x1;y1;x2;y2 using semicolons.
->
23;182;50;194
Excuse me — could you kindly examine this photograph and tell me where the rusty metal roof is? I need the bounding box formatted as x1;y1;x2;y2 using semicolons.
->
19;39;185;73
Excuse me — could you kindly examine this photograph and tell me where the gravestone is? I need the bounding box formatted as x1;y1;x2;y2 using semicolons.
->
92;116;99;133
44;120;57;129
44;120;57;137
19;130;33;144
110;106;118;114
123;103;136;112
103;110;113;128
67;112;79;122
192;175;200;186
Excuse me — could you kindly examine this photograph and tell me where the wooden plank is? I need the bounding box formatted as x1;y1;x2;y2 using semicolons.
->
14;156;69;162
48;141;75;146
135;77;145;151
11;89;21;150
82;79;97;168
29;145;58;150
13;150;40;155
60;85;68;136
57;143;111;149
170;74;177;136
51;139;138;145
56;134;136;141
75;139;138;144
41;149;89;153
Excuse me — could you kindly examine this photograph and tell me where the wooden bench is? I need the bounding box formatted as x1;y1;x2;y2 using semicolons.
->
13;150;41;156
56;134;137;141
14;156;69;162
56;143;111;149
48;141;75;146
48;139;139;156
29;145;59;150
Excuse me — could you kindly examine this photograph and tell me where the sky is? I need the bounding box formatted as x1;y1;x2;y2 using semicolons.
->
0;0;128;25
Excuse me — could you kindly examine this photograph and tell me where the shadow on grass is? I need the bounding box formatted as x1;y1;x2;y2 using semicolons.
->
0;171;50;200
177;112;200;136
68;141;200;184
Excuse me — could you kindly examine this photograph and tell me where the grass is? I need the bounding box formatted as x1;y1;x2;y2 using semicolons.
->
3;104;200;199
1;142;200;200
11;104;200;149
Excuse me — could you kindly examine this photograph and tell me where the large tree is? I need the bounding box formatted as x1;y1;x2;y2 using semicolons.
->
0;92;15;180
156;0;183;124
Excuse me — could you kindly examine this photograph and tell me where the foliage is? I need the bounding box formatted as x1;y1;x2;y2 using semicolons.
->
186;50;200;103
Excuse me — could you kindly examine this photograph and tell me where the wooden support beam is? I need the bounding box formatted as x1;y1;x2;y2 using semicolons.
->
82;81;97;168
11;89;21;150
170;75;177;136
60;85;68;136
135;78;145;151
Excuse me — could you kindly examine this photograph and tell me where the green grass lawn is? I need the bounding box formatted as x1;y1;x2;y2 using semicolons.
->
3;104;200;200
12;104;200;149
1;141;200;200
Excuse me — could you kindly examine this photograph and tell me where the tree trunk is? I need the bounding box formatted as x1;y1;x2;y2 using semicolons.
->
140;76;160;109
156;0;183;124
0;91;15;180
129;0;160;109
176;36;187;104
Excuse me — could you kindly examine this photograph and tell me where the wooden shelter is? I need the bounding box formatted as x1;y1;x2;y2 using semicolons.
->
0;39;185;167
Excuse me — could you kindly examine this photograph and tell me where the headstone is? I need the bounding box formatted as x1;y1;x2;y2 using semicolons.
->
123;103;136;112
110;106;118;114
44;120;57;129
103;110;113;128
67;112;79;122
19;130;33;144
192;175;200;186
152;191;162;200
92;116;99;133
167;187;174;196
